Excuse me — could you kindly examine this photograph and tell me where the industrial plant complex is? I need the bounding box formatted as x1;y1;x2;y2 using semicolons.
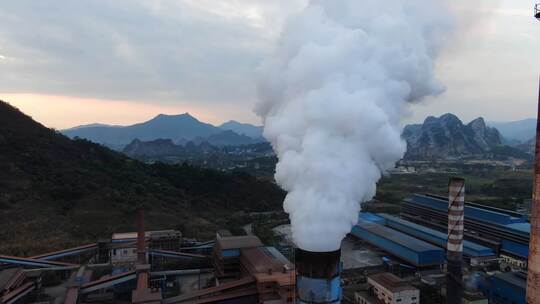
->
0;175;535;304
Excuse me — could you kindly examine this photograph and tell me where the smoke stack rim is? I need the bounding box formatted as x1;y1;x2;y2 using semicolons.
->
295;248;342;304
295;248;341;279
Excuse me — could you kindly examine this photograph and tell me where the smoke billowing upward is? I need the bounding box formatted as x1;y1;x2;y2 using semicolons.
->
256;0;453;252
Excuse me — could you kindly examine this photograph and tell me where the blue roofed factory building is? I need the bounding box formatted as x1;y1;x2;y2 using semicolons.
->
350;212;497;268
351;213;446;267
349;192;531;303
377;214;496;266
400;194;530;268
478;271;526;304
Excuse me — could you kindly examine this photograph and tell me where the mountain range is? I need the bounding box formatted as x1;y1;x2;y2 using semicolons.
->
63;110;536;162
402;114;530;160
488;119;537;144
0;101;284;255
62;114;265;149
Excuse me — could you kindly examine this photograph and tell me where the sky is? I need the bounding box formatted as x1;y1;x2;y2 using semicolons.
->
0;0;539;129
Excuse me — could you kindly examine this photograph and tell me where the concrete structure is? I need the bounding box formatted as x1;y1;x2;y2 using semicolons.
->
241;246;295;303
111;229;182;270
354;291;380;304
295;249;341;304
213;235;263;277
367;272;419;304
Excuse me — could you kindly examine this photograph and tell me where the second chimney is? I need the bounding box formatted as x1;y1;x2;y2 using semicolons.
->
447;177;465;304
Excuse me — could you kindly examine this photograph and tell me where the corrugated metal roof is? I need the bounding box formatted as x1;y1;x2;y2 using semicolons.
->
492;271;526;289
217;236;263;250
358;212;385;224
356;219;441;252
501;239;529;258
378;214;494;257
406;194;526;225
504;223;530;234
241;247;292;274
352;219;445;266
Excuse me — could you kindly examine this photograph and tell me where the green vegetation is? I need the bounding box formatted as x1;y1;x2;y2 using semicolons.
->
0;101;285;255
375;169;532;211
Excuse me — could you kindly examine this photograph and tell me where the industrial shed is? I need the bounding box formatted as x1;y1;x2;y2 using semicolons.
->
351;218;445;267
378;214;494;258
401;194;531;260
404;194;526;225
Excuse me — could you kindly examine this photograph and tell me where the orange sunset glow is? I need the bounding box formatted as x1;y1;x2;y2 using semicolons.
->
1;94;260;129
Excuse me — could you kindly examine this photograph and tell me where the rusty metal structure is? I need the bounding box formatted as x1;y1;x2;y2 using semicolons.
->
295;249;342;304
132;209;162;304
527;77;540;303
447;177;465;304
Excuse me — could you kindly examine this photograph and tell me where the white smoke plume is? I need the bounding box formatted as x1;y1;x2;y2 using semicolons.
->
256;0;453;252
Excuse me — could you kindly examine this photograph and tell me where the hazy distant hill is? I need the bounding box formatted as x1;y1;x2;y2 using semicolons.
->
402;114;528;160
62;115;266;149
0;101;284;255
488;118;537;144
219;120;263;138
200;130;262;146
62;113;222;147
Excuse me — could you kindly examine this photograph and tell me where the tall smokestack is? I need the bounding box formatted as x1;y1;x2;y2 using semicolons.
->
447;177;465;304
295;249;342;304
527;77;540;303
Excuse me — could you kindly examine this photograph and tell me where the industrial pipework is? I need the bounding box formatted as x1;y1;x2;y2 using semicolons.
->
527;78;540;303
447;177;465;304
295;249;342;304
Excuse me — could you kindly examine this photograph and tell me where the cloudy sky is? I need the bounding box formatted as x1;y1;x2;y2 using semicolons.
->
0;0;539;129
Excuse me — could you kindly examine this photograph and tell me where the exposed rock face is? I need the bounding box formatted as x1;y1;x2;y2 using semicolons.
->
403;114;503;160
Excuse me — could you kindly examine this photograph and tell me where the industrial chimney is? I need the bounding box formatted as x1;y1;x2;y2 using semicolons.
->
295;249;342;304
447;177;465;304
137;209;147;265
527;77;540;303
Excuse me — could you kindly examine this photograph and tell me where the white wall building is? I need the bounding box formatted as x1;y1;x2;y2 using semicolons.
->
366;273;419;304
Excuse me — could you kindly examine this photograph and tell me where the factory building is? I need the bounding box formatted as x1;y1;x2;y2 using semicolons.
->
110;230;182;272
350;209;528;303
401;194;530;266
352;214;446;267
378;214;496;267
478;271;526;304
354;272;419;304
351;212;496;268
